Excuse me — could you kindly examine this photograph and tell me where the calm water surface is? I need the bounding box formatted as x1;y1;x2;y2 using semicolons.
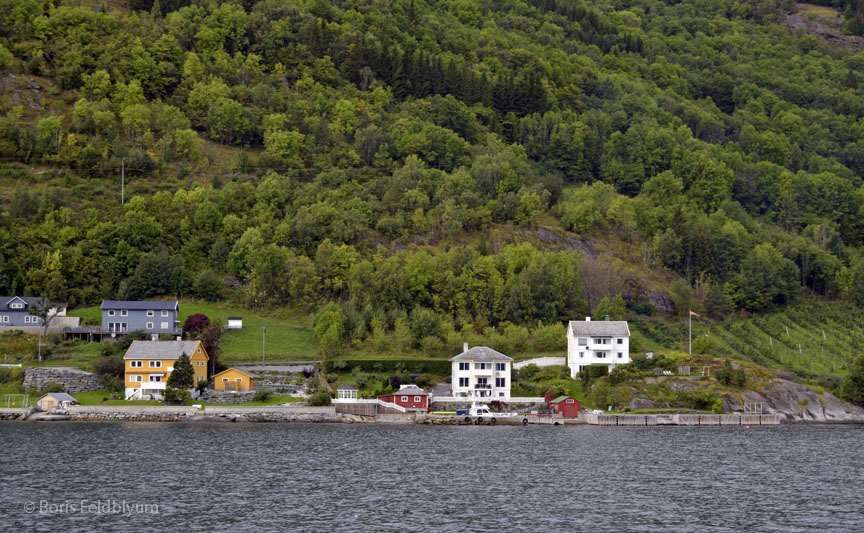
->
0;422;862;532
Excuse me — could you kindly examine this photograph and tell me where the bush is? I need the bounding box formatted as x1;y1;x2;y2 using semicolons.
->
519;364;540;380
307;389;331;406
532;322;566;351
714;359;747;387
101;375;125;396
608;363;644;385
92;355;125;379
414;374;436;389
579;365;610;388
254;388;274;402
163;387;191;405
183;313;211;333
39;381;65;395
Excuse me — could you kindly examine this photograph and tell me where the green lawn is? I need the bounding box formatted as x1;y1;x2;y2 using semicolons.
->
72;390;161;405
198;394;303;407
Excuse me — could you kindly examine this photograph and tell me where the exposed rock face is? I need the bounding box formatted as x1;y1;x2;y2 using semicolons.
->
23;367;103;394
535;227;596;256
783;8;864;52
645;291;674;314
629;397;655;410
722;379;864;423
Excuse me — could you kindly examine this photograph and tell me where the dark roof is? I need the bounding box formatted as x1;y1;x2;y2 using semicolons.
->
39;392;77;403
548;395;574;404
226;317;243;320
101;300;178;310
568;320;630;337
450;346;513;362
392;385;427;396
124;340;204;359
338;384;357;391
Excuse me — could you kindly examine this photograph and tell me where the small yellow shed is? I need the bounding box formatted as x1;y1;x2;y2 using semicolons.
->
213;368;258;391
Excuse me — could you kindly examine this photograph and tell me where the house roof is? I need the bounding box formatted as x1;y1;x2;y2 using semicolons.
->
39;392;77;403
392;385;427;396
548;395;574;404
123;340;205;360
2;296;64;310
450;346;513;362
213;367;257;379
226;317;242;320
101;300;178;310
568;320;630;337
338;384;357;391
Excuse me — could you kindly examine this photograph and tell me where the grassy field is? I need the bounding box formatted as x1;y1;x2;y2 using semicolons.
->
72;390;161;406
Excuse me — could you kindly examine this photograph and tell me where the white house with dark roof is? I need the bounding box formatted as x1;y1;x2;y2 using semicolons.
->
100;300;180;340
450;344;512;399
567;317;630;378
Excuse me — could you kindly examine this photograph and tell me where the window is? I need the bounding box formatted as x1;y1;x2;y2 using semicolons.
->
236;378;242;382
24;316;30;323
579;351;584;358
1;316;7;323
495;378;506;388
401;396;408;402
596;352;606;359
148;375;162;382
120;310;128;317
475;362;489;370
146;322;154;329
617;338;623;344
222;378;229;383
617;352;623;359
107;310;115;317
566;399;574;403
459;377;469;387
592;337;610;345
414;396;421;402
579;365;586;372
130;361;142;368
161;310;169;317
10;302;23;309
147;310;154;317
149;361;162;368
161;322;169;329
495;363;506;371
459;362;469;371
578;337;587;346
130;375;142;383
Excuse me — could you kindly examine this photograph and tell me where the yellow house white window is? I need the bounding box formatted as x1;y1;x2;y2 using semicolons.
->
149;361;162;368
236;378;242;382
130;361;142;368
222;378;229;382
148;375;162;382
130;375;142;383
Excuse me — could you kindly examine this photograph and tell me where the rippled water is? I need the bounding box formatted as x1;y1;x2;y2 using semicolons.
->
1;422;862;532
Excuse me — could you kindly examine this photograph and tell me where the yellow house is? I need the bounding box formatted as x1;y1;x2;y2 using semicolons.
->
213;368;257;391
123;340;209;400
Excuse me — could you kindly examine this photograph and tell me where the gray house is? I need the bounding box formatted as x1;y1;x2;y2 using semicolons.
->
0;296;66;327
100;300;181;339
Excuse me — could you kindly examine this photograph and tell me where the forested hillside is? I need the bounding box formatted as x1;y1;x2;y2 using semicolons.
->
2;0;864;380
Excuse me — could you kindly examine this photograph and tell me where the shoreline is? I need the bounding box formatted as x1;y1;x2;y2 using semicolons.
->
3;406;864;424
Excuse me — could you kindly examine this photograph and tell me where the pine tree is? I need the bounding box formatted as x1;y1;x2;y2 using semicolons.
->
167;353;195;389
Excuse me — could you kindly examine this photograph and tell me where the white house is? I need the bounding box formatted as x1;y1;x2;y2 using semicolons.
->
567;317;630;378
450;344;512;399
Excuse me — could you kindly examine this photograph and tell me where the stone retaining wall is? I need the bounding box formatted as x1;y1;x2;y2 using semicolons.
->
23;367;103;393
67;405;198;421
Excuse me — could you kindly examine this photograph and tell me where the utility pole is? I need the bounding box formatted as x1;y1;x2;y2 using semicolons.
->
262;324;266;363
121;158;125;206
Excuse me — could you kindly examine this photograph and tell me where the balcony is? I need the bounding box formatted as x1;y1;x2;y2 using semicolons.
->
474;384;491;390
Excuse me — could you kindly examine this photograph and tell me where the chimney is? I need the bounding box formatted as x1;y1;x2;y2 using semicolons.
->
463;342;469;353
605;315;610;321
585;316;591;322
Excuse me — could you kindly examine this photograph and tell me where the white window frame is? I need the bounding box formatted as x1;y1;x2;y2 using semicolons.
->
24;316;30;323
495;363;506;371
107;310;115;317
10;302;23;309
130;375;142;383
617;352;623;359
235;378;242;382
222;378;229;383
120;310;128;317
130;361;142;368
459;362;469;371
146;322;154;329
161;310;169;317
401;396;408;402
459;377;469;387
149;361;162;368
161;322;169;329
414;396;421;402
148;375;162;382
495;377;506;388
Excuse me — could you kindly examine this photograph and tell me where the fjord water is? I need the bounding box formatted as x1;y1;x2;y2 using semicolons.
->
1;423;862;532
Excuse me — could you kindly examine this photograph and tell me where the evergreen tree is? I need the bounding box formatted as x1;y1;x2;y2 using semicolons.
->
167;353;195;389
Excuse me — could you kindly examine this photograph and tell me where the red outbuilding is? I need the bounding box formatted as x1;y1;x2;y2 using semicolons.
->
548;395;582;418
377;384;428;412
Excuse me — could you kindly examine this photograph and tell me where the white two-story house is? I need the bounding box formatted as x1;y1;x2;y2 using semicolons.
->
450;344;512;399
567;317;630;378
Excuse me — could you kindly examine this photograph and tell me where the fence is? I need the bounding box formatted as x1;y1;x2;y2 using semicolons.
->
514;357;566;370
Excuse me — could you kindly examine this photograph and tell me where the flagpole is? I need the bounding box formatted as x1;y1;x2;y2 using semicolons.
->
689;311;692;355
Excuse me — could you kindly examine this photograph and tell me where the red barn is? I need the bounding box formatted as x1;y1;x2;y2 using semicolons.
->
378;385;428;412
549;395;582;418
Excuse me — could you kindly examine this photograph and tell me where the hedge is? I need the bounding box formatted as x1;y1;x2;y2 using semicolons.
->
322;359;451;375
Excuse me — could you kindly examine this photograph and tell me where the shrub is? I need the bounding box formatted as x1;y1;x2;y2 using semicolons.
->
183;313;211;333
579;365;610;388
414;374;435;389
254;388;274;402
163;387;191;405
532;321;566;351
92;355;125;379
307;389;331;406
519;364;540;380
101;375;124;396
714;359;747;387
39;381;65;395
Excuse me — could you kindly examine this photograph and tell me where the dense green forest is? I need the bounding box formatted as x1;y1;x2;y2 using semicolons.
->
2;0;864;377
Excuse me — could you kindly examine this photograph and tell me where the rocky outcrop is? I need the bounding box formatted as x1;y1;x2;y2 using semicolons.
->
645;291;674;314
783;9;864;52
23;367;103;394
722;379;864;423
535;227;596;256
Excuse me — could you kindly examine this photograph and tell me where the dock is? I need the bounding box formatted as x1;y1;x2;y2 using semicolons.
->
582;412;780;426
